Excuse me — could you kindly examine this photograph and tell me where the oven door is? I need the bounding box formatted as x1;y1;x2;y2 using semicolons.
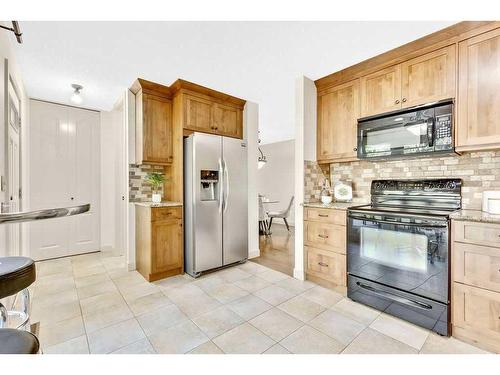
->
347;211;449;304
358;107;435;159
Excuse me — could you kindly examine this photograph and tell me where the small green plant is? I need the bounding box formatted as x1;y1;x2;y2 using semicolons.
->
145;172;165;193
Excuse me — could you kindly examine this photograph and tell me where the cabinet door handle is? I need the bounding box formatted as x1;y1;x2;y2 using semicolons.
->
318;214;329;218
318;234;329;239
318;262;329;267
402;98;407;103
353;147;358;151
395;99;400;104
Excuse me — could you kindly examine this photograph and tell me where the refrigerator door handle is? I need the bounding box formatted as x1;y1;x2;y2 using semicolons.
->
218;157;224;214
223;159;229;213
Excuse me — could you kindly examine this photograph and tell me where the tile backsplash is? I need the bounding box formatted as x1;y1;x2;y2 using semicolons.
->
305;151;500;210
129;164;165;202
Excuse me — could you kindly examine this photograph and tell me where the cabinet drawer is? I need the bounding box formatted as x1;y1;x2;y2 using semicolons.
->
152;207;182;221
304;207;346;225
452;282;500;353
306;246;346;286
453;220;500;248
304;221;345;253
453;242;500;293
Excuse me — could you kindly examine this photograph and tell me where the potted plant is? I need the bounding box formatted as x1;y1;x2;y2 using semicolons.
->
145;172;165;204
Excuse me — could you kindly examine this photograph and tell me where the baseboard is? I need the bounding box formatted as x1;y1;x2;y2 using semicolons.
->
248;248;260;259
293;268;305;280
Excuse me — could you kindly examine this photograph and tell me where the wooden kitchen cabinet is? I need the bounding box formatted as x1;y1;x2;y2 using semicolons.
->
131;79;174;165
400;45;456;108
136;205;183;282
212;102;243;139
317;80;359;163
452;219;500;353
457;28;500;152
360;65;402;117
304;207;347;288
184;94;214;134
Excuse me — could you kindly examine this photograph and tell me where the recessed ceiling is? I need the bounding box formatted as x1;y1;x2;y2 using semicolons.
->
13;21;454;143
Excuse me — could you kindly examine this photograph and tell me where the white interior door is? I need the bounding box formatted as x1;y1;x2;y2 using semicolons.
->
114;98;127;255
6;80;21;256
30;100;100;260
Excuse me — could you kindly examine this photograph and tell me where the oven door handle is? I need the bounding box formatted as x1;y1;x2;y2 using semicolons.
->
349;216;448;228
355;281;433;310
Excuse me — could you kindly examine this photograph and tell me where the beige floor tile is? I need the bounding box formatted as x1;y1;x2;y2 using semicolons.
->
32;288;79;309
77;280;118;300
188;341;224;354
111;338;156;354
420;333;490;354
309;309;365;346
253;285;295;306
119;282;160;302
249;308;303;341
263;343;291;354
280;325;344;354
278;295;325;322
148;320;209;354
111;271;147;287
257;269;290;283
192;274;225;291
274;277;315;294
212;323;275;354
36;260;73;278
44;335;89;354
238;261;269;274
227;295;272;320
217;267;253;283
154;274;194;291
83;303;134;333
74;273;111;289
127;291;172;316
331;298;380;325
300;286;344;308
72;264;107;279
33;276;76;297
162;283;206;302
32;300;81;326
370;313;429;350
342;328;417;354
192;306;244;339
87;318;145;354
38;315;85;347
167;286;221;319
101;256;126;272
71;252;102;264
137;304;188;335
233;275;271;293
80;291;127;316
203;283;249;304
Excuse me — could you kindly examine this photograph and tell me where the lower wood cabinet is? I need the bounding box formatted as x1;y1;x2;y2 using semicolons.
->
452;219;500;353
304;207;347;287
136;205;183;282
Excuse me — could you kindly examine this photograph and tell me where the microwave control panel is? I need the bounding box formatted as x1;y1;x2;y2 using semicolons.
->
434;114;453;149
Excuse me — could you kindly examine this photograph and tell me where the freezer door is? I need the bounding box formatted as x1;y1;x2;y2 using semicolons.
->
193;133;223;272
222;137;248;265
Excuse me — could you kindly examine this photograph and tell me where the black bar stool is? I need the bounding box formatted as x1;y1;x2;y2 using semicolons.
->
0;256;36;329
0;328;39;354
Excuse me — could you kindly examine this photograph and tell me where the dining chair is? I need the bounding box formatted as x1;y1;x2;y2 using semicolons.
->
268;196;294;231
258;196;270;235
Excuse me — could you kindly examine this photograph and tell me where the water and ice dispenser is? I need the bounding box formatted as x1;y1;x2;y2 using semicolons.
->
200;170;219;201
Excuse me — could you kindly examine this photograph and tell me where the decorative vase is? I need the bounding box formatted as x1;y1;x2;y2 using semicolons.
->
152;193;162;204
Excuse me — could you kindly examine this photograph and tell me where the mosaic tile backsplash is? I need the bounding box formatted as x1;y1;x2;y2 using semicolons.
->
305;151;500;210
129;164;165;202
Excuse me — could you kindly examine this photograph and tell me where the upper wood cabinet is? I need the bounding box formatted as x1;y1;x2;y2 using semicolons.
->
360;65;402;117
317;80;359;163
360;45;456;117
457;28;500;151
184;94;213;134
132;79;174;165
401;45;456;108
213;103;243;139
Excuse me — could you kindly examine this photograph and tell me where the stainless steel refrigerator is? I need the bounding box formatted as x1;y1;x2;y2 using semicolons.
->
184;132;248;277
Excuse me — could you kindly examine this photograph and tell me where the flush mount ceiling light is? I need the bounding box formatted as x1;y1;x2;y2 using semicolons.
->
70;84;83;105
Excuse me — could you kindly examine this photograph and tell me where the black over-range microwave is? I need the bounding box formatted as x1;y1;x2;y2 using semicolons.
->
357;99;455;160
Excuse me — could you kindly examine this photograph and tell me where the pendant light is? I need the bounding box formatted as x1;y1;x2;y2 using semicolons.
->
257;131;267;169
70;84;83;105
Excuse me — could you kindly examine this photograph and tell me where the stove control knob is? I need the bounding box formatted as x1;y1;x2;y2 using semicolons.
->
446;181;456;190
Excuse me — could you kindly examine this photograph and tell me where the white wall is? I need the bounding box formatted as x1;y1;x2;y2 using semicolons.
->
0;24;30;257
257;139;295;225
245;101;260;259
293;76;317;280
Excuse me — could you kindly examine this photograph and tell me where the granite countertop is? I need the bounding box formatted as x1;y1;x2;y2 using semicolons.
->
302;200;364;211
134;201;183;208
450;209;500;224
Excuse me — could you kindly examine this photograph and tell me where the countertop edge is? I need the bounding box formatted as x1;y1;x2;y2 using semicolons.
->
134;201;183;208
449;209;500;224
